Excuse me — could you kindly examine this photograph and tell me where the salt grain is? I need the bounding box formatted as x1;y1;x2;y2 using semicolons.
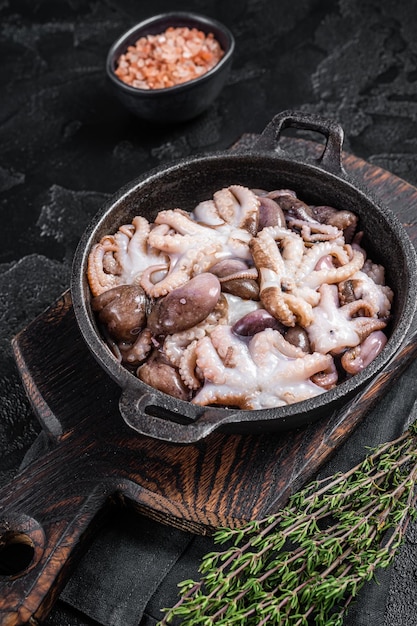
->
114;26;224;90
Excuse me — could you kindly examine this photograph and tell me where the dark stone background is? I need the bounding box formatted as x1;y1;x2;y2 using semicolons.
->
1;0;417;624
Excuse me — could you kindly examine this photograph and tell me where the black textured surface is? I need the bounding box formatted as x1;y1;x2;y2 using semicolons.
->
2;1;417;624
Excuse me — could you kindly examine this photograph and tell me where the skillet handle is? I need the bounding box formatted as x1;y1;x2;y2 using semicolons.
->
119;389;238;443
254;109;345;175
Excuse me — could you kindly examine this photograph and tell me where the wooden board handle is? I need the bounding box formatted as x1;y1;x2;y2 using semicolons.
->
0;442;108;626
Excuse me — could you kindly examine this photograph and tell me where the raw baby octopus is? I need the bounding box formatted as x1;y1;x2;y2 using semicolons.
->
88;184;394;409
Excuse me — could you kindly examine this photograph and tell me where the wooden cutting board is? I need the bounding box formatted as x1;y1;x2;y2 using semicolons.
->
1;136;417;625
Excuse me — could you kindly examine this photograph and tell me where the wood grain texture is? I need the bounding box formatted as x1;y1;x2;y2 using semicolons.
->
1;137;417;624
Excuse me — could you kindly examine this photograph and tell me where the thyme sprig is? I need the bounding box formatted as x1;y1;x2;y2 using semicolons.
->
159;420;417;626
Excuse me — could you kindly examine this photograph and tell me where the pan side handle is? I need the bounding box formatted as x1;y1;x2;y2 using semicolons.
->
253;109;345;175
0;444;110;626
119;388;239;443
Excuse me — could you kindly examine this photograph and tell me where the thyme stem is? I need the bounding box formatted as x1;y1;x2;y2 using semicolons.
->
159;423;417;626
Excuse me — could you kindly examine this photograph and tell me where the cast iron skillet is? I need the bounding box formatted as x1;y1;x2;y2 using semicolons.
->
71;110;417;443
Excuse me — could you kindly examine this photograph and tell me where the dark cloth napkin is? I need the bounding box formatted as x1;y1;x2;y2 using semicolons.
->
22;345;417;626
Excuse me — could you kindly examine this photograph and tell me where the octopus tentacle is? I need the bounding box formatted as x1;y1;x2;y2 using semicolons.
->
154;208;202;235
250;229;285;273
164;326;208;367
312;205;358;232
302;247;365;289
147;224;185;254
250;326;308;362
352;317;387;343
179;340;201;390
307;283;387;359
163;295;229;368
193;326;332;409
100;236;122;275
281;293;314;327
311;359;338;389
251;228;315;326
146;192;260;296
119;327;153;366
218;268;258;283
257;225;305;269
88;217;163;296
287;218;342;242
260;284;299;327
213;185;260;234
87;243;122;296
193;199;225;226
341;330;387;374
144;241;224;297
341;298;376;319
294;241;349;281
148;268;191;298
339;269;394;318
139;263;169;295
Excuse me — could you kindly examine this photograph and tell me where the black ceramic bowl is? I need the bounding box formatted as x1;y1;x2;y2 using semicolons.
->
106;12;235;123
72;111;417;443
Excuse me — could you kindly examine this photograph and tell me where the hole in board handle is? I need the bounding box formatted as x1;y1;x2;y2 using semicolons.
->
0;531;35;577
